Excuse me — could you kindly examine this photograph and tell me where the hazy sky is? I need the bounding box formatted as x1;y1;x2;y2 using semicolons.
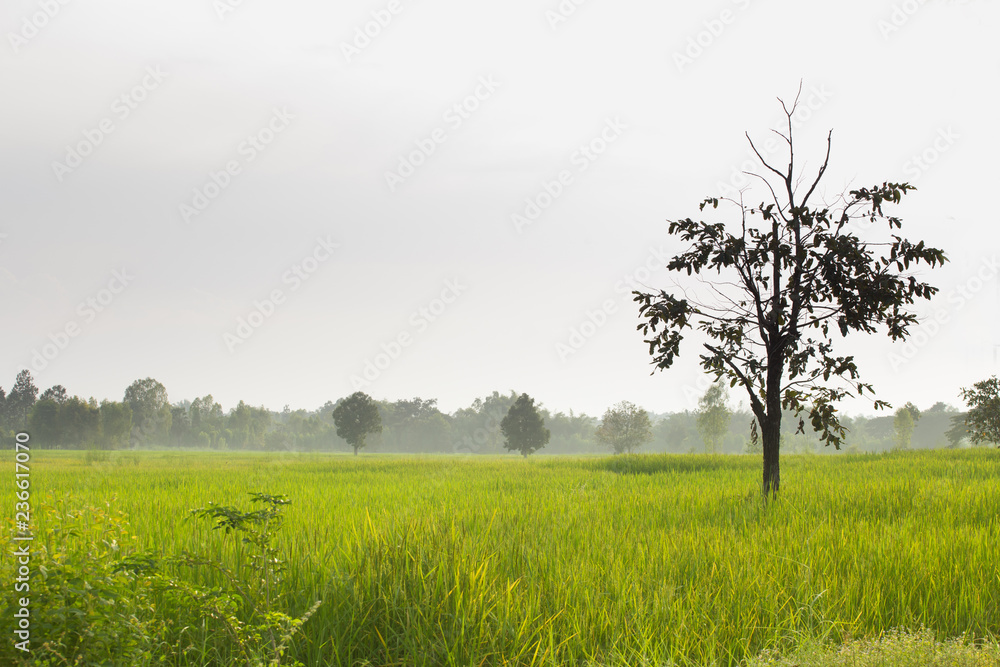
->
2;0;998;418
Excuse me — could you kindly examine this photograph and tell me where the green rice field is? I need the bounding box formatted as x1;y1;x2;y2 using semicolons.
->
3;449;999;666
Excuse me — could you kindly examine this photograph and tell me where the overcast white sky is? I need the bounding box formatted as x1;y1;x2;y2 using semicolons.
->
1;0;997;418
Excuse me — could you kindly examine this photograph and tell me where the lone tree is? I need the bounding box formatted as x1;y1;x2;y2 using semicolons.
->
596;400;653;454
893;401;921;450
634;90;947;497
959;376;1000;446
332;391;382;455
696;381;732;454
500;393;550;458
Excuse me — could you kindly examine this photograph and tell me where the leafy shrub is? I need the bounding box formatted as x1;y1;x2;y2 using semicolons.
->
0;497;170;666
1;493;319;667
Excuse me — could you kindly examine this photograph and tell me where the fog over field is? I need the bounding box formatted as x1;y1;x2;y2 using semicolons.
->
2;0;998;418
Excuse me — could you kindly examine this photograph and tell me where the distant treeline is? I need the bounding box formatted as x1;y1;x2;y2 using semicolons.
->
0;370;976;453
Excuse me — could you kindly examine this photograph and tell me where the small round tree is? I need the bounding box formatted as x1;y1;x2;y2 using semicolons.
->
332;391;382;456
500;393;550;459
596;401;653;454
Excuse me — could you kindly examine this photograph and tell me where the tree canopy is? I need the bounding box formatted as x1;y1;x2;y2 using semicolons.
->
596;401;653;455
500;393;550;458
332;391;382;455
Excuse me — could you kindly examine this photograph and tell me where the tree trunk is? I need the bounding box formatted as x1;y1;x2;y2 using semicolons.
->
762;347;784;498
761;415;780;497
522;451;528;459
353;446;358;456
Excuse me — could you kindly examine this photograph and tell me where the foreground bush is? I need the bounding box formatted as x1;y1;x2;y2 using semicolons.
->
0;497;170;665
1;493;318;667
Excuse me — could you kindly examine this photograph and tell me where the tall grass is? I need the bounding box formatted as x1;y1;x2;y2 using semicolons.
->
3;450;998;665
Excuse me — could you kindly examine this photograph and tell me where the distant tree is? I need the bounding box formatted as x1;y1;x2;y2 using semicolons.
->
893;402;921;450
380;397;451;453
170;406;191;446
124;378;170;447
959;376;1000;446
696;382;732;454
29;399;62;446
633;91;947;496
190;394;224;444
944;412;968;448
228;400;272;450
60;397;100;448
653;412;697;452
7;370;39;430
332;392;382;455
596;401;652;454
544;409;598;453
40;385;68;404
100;401;132;449
500;393;550;458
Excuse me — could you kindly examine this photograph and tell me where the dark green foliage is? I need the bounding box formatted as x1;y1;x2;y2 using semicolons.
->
332;391;383;455
500;393;550;458
39;385;68;404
